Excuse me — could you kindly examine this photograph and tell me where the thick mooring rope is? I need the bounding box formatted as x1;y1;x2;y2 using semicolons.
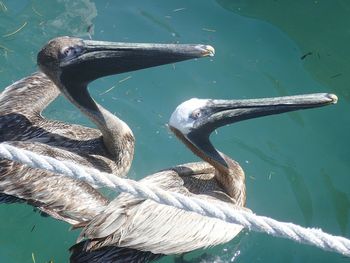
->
0;143;349;257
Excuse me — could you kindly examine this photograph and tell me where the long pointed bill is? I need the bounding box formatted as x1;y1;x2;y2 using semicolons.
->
187;93;338;167
196;93;337;133
60;39;214;83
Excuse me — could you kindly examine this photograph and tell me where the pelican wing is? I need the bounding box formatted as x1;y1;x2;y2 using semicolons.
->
78;162;246;255
0;141;109;225
0;71;105;143
0;72;59;117
0;71;131;224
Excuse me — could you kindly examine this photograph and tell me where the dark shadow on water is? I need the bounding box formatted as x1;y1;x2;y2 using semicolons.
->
322;169;350;235
173;232;245;263
263;72;305;127
139;10;180;38
233;138;313;225
215;0;350;102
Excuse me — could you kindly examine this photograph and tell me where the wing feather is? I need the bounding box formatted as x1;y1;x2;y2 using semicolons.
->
78;162;247;255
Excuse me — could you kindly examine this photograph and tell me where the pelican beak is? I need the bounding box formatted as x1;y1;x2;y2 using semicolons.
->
60;39;214;83
187;93;338;167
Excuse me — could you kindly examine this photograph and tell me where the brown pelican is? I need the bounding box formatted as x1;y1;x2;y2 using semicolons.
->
0;36;214;224
70;93;337;262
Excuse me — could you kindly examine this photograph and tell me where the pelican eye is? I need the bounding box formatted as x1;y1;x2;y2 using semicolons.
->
190;109;202;120
60;45;82;60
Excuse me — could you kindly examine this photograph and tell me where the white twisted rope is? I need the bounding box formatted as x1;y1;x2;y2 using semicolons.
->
0;143;349;257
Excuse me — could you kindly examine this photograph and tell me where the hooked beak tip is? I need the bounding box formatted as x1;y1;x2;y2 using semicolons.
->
199;45;215;57
327;93;338;104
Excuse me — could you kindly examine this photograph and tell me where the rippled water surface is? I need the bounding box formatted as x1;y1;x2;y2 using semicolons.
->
0;1;349;262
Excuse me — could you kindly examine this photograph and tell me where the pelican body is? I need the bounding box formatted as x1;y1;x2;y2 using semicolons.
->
71;93;337;262
0;36;214;224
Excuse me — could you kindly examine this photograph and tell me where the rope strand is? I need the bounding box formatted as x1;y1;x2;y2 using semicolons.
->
0;143;349;256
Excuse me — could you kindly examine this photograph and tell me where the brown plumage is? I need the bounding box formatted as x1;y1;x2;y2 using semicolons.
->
71;93;337;262
0;36;212;225
0;72;112;224
70;161;245;263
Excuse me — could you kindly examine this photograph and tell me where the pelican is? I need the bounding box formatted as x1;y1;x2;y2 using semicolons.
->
0;36;214;224
70;93;337;262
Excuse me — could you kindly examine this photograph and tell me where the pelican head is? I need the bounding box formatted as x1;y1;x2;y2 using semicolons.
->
37;36;214;111
169;93;338;168
37;37;214;84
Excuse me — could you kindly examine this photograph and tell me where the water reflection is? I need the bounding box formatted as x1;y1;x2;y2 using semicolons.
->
0;0;97;78
322;169;350;235
45;0;97;37
263;72;305;127
172;232;246;263
216;0;350;101
233;138;313;225
139;10;180;38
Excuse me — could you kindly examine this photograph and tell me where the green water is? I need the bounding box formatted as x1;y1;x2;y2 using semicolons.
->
0;0;349;262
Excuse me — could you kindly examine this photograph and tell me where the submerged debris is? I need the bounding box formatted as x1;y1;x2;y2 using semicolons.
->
173;7;186;12
330;73;342;79
300;51;312;60
0;44;12;52
32;5;43;17
100;75;132;95
0;1;7;12
202;28;216;32
3;21;28;38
